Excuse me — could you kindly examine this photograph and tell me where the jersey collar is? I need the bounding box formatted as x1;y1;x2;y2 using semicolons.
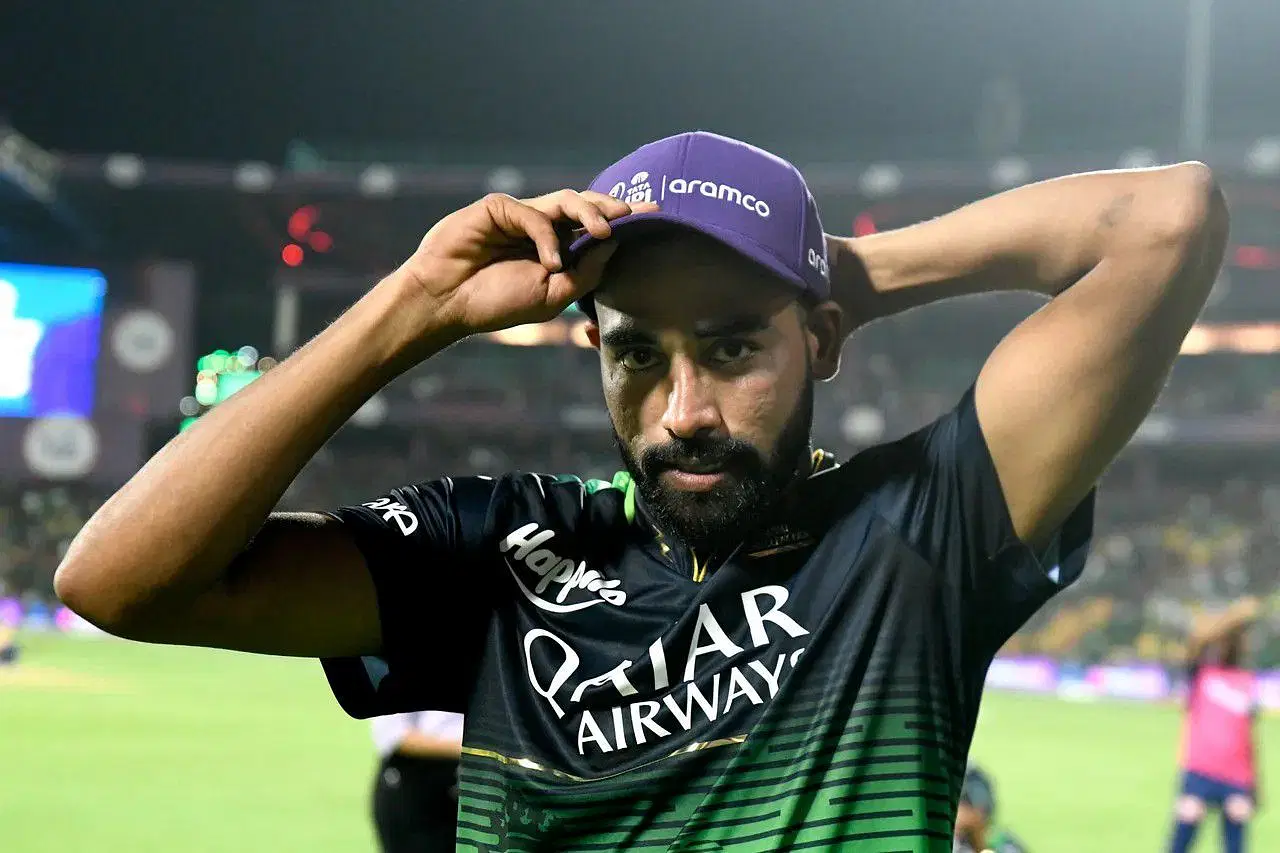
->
623;449;839;581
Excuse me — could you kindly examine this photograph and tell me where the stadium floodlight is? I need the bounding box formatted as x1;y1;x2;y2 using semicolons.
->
561;404;610;431
103;153;145;188
858;164;902;198
989;156;1030;190
350;393;388;428
22;416;99;479
409;375;444;400
109;308;175;374
357;164;397;197
1118;148;1161;169
232;161;275;193
1245;138;1280;176
840;405;886;443
486;166;526;196
1131;414;1174;444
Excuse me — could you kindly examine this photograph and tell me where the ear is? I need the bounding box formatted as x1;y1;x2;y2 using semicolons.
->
804;301;845;381
584;321;601;350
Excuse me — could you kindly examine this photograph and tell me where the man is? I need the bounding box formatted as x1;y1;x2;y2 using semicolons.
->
955;765;1027;853
0;619;18;666
1170;597;1263;853
54;131;1227;850
370;710;464;852
954;765;996;853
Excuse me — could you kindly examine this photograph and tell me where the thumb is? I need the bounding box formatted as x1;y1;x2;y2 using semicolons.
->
547;241;619;308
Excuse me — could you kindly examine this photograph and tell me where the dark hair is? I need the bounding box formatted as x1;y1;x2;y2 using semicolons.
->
960;766;996;820
1219;630;1246;668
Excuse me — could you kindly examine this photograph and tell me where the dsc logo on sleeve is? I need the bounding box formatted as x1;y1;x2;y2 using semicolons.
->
362;497;419;536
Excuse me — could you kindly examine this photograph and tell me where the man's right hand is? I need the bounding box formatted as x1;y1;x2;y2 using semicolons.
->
54;187;655;658
400;190;657;336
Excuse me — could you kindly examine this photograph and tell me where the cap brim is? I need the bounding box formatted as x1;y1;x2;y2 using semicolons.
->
566;211;808;318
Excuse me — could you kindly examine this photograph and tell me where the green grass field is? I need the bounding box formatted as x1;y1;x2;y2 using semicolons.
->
3;634;1278;853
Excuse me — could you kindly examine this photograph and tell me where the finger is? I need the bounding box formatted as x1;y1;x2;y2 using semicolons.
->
548;190;613;240
581;190;661;218
577;191;648;220
547;242;618;309
627;200;661;215
486;195;563;271
532;190;648;239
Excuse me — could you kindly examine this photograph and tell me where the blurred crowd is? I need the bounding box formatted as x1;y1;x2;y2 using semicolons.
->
5;338;1280;667
1006;462;1280;668
0;484;104;606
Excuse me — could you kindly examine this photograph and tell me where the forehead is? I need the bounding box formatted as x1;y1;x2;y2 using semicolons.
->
592;230;797;331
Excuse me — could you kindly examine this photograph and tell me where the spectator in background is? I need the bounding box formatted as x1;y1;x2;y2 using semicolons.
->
1170;597;1263;853
954;764;995;853
370;711;464;853
0;619;18;666
954;765;1028;853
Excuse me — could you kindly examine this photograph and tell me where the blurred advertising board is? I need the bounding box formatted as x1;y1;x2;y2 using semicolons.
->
985;657;1280;709
985;657;1060;694
0;259;195;482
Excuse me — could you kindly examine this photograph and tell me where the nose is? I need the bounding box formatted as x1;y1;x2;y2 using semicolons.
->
659;358;723;440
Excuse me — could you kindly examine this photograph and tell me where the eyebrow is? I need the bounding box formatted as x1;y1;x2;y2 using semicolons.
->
599;316;771;350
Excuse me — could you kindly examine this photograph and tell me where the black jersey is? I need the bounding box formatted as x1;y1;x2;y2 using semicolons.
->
321;389;1093;851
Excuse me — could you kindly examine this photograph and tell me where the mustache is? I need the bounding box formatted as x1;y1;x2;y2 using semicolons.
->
640;436;762;474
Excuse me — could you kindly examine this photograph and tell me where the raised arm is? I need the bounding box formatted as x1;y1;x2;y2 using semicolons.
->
53;190;647;657
1187;596;1261;661
830;163;1228;549
55;278;421;657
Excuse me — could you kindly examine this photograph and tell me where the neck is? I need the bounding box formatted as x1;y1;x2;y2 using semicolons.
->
644;450;824;568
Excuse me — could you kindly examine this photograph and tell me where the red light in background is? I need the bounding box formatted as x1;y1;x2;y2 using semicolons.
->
853;213;879;237
1233;245;1280;270
309;230;333;253
282;244;305;267
288;206;317;240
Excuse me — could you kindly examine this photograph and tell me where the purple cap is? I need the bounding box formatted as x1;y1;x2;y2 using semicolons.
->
568;131;830;315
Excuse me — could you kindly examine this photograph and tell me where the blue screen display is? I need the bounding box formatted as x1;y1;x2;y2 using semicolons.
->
0;262;107;417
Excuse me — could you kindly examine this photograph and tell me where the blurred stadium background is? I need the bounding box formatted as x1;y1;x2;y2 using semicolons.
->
4;1;1280;850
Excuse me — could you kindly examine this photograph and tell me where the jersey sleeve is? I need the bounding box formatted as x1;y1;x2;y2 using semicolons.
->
895;386;1096;660
319;476;500;719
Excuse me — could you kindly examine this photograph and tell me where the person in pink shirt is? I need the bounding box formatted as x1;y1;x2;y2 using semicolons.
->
1170;596;1263;853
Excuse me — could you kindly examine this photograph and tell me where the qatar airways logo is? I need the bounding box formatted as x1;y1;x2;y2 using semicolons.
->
522;584;810;756
499;523;626;613
666;177;771;218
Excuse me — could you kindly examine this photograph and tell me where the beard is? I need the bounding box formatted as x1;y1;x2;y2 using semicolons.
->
612;376;815;559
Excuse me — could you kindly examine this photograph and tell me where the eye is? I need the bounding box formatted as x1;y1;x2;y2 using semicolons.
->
617;348;662;372
707;339;759;366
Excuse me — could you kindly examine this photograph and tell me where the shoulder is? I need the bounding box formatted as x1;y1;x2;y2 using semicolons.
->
818;391;978;490
800;418;945;522
797;393;1001;556
486;470;633;541
341;471;633;552
385;470;628;515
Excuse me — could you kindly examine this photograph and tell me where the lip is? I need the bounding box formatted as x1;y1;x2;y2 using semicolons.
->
661;469;727;492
